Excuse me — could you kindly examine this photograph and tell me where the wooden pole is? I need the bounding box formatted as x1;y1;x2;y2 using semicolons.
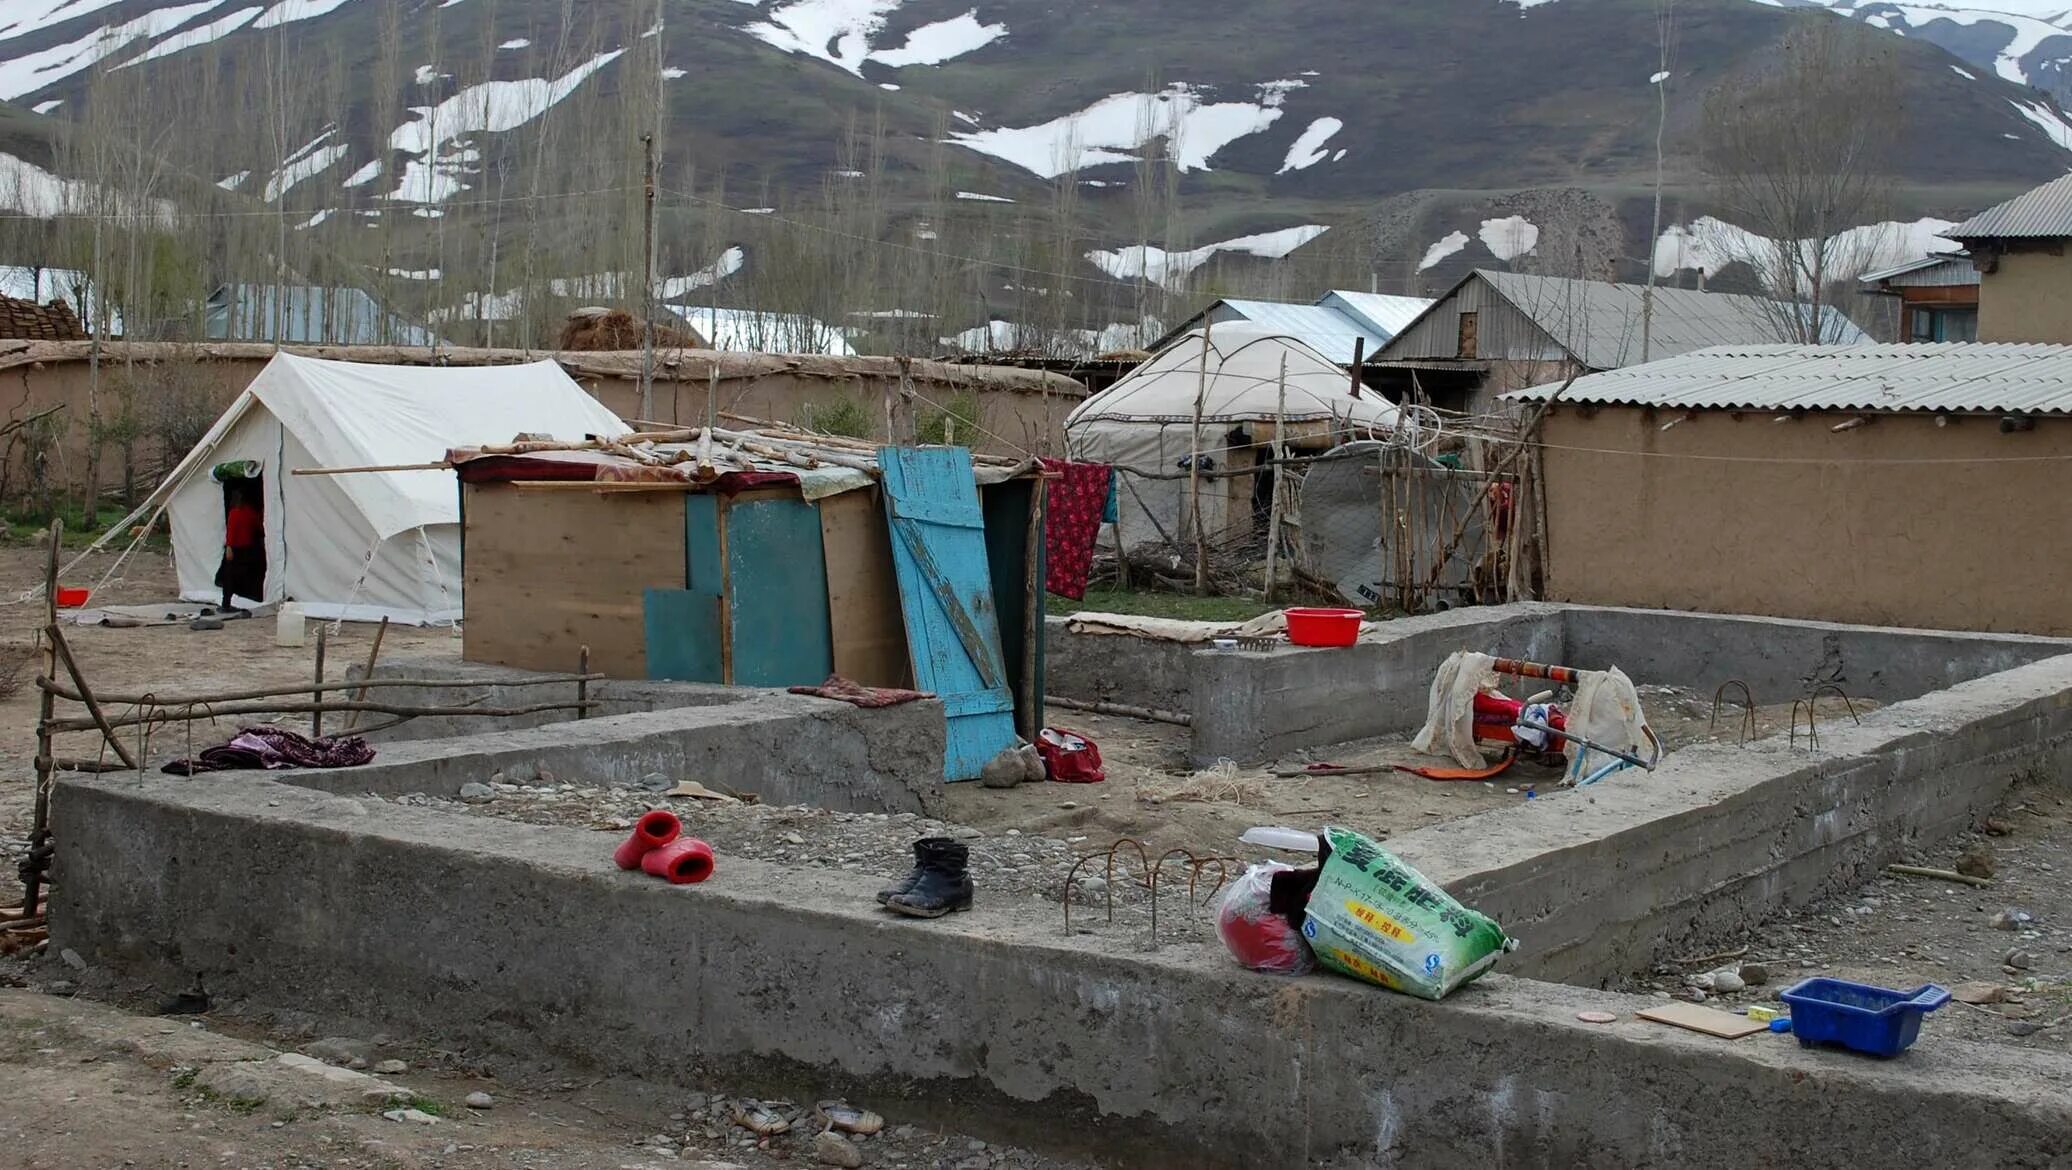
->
639;132;657;422
1021;479;1045;741
343;616;390;732
1043;694;1191;726
1264;353;1288;601
24;519;60;917
50;698;597;734
38;672;607;707
292;462;450;476
311;623;327;738
45;623;137;770
1189;319;1212;595
577;645;591;720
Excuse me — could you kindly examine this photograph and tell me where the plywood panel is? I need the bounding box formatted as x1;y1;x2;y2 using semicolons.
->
643;588;723;681
818;489;911;688
462;484;687;677
724;496;835;687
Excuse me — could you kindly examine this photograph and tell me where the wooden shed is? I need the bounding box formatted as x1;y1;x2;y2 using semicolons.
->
449;425;1047;779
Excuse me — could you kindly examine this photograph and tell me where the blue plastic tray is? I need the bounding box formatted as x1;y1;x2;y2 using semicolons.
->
1779;978;1949;1058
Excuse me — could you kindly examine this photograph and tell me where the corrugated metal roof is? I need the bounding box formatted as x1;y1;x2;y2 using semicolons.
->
1943;173;2072;242
1504;342;2072;414
1316;290;1434;339
206;284;440;347
1859;255;1979;288
1151;300;1388;366
1464;271;1869;369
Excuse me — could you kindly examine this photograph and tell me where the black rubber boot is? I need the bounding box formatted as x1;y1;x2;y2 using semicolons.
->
885;840;974;919
876;837;951;905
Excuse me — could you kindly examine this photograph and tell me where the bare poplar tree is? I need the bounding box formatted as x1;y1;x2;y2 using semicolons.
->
1699;13;1900;342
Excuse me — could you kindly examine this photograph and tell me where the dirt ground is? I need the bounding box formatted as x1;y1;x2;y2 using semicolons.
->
0;981;1091;1170
0;545;458;899
1622;779;2072;1056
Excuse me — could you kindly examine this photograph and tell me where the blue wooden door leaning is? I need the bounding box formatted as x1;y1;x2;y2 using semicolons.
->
879;447;1016;781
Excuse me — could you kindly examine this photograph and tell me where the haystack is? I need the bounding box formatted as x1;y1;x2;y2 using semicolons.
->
558;307;703;351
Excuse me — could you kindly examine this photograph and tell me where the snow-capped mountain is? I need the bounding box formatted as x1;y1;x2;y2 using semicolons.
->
0;0;2064;340
1761;0;2072;100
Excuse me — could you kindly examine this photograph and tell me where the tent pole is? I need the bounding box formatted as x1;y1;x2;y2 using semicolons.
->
1189;320;1211;596
1264;353;1287;602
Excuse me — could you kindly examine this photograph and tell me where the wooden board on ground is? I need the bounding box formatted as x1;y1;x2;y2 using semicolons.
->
462;484;687;678
1637;1002;1770;1039
818;488;911;689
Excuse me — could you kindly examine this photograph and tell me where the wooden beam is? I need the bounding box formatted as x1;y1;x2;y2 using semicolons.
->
292;462;451;476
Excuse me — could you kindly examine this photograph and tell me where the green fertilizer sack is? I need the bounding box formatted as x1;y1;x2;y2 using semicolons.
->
1299;826;1515;1000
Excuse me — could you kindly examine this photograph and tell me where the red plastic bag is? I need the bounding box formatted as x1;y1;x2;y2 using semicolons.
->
1217;862;1316;975
1037;727;1105;783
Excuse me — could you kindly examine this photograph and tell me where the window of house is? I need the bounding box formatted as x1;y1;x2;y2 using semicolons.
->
1457;311;1478;359
1909;306;1978;342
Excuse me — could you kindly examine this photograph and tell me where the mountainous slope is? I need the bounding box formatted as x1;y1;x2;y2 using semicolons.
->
0;0;2065;350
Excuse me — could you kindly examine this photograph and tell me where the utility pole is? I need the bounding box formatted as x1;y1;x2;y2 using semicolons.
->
640;132;657;421
1642;0;1676;363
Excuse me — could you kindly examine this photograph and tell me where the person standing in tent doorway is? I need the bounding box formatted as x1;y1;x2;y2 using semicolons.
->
215;481;265;612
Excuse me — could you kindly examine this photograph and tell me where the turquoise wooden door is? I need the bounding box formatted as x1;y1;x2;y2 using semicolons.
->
879;447;1016;781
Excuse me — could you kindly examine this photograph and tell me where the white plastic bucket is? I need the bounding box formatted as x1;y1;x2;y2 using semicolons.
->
275;602;306;648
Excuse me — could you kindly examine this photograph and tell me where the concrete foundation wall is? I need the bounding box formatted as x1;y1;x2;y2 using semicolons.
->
1189;605;1567;764
1559;606;2072;703
1041;616;1197;714
315;690;948;816
1386;651;2072;984
53;775;2072;1170
352;657;746;741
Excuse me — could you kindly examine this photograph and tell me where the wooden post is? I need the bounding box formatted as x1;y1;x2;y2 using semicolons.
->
639;132;657;422
1021;477;1045;741
46;623;137;770
577;645;591;719
1349;337;1366;397
311;623;327;737
343;616;391;732
24;520;60;917
1264;353;1288;601
1189;319;1212;595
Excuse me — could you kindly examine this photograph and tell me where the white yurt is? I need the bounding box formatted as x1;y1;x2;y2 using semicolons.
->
98;354;626;624
1064;327;1398;552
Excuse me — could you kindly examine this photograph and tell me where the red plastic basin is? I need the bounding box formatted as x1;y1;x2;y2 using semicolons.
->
54;587;89;608
1285;607;1363;648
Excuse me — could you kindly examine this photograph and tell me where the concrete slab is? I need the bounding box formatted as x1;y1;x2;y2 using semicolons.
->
53;774;2072;1170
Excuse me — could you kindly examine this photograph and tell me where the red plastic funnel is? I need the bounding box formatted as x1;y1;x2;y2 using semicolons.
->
641;838;715;885
612;810;682;869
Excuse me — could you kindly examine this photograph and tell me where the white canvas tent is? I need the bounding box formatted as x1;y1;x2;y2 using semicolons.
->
94;354;626;624
1065;327;1398;551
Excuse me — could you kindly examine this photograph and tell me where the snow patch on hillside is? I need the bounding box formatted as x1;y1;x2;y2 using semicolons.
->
341;159;382;188
254;0;359;30
265;129;347;201
2009;98;2072;150
744;0;900;74
1653;214;1961;294
955;190;1013;202
0;1;128;44
0;152;172;222
1087;224;1328;288
122;4;260;66
869;11;1005;67
1419;231;1469;271
1279;117;1343;173
383;48;623;203
952;83;1292;178
0;0;222;99
655;246;746;298
1479;215;1539;261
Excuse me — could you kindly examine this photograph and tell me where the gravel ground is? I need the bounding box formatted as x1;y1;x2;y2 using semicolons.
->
1620;780;2072;1054
387;784;1227;944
